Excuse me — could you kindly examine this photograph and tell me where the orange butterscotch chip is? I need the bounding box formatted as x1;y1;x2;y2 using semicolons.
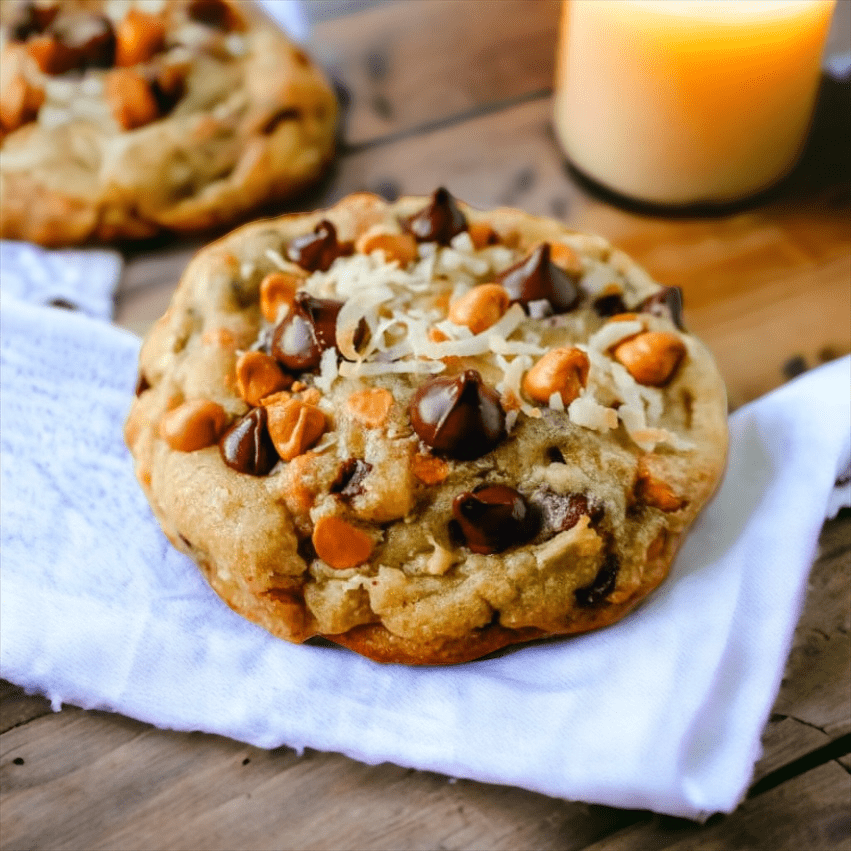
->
235;350;292;405
159;399;229;452
468;222;499;250
612;331;686;387
265;397;325;461
312;516;374;569
346;387;393;429
115;9;166;67
355;230;418;267
636;464;688;512
259;272;302;323
412;454;449;485
0;71;44;133
105;68;160;130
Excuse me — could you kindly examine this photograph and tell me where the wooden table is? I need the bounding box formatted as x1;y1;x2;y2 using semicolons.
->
2;2;850;848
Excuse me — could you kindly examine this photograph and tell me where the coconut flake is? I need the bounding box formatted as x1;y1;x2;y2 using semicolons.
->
338;359;445;379
589;319;643;352
315;347;338;393
568;393;618;431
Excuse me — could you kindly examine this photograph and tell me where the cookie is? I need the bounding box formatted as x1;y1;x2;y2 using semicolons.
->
0;0;337;245
125;189;729;665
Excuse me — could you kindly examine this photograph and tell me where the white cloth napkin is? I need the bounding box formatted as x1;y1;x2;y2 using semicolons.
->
1;282;849;821
0;240;121;320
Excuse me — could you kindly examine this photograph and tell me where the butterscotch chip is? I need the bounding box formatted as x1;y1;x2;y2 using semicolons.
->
104;68;160;131
259;272;301;323
115;10;166;68
0;0;337;246
265;397;325;461
235;350;292;406
158;399;229;451
412;454;449;485
126;191;728;665
312;516;374;569
346;387;393;429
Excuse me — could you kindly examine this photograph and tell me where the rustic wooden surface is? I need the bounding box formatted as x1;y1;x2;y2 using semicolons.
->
3;1;851;849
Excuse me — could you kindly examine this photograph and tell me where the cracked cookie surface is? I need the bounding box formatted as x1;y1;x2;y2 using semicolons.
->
125;190;729;665
0;0;336;245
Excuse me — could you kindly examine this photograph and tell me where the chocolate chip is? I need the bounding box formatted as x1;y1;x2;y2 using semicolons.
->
592;292;628;317
530;488;604;537
286;220;353;272
409;370;505;460
51;13;116;70
404;187;467;245
188;0;238;30
638;286;684;330
149;66;187;116
496;243;580;313
451;485;536;554
331;458;372;499
219;407;278;476
9;1;58;41
575;553;619;606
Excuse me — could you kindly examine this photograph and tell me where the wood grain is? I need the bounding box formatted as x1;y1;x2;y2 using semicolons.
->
314;0;561;147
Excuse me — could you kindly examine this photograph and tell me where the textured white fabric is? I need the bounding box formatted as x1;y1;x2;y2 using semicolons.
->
1;288;849;820
0;241;121;320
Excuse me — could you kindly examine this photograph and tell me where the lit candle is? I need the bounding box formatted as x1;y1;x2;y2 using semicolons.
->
553;0;837;207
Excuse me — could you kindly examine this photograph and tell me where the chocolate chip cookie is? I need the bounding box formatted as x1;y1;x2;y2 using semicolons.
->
125;189;729;665
0;0;336;245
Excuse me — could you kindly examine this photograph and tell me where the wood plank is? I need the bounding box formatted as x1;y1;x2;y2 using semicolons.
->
312;0;561;147
580;762;851;851
772;511;851;737
0;682;52;735
0;708;639;851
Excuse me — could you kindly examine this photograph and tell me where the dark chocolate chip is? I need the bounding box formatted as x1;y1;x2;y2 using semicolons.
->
219;407;278;476
638;286;685;330
496;243;580;313
149;66;187;116
286;220;353;272
187;0;238;30
593;292;628;317
452;485;536;554
51;13;116;70
530;488;604;537
271;292;366;374
575;553;619;607
331;458;373;499
404;187;467;245
9;1;58;41
409;370;505;460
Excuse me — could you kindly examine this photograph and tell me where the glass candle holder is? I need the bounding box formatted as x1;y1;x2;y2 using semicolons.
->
553;0;837;208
